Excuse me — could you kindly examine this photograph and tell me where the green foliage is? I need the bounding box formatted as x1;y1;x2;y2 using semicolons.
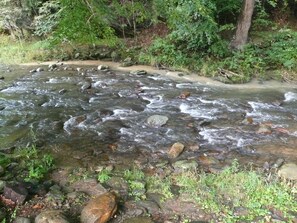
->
53;0;117;45
110;0;152;37
33;0;61;37
175;160;297;222
97;169;112;183
123;168;146;200
147;175;173;200
25;153;54;181
0;143;54;182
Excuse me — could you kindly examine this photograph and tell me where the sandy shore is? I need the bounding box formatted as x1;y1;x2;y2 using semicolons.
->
22;60;297;89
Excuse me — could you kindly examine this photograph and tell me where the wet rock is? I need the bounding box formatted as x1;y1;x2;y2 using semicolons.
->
81;82;92;91
121;57;133;67
81;192;117;223
168;142;185;159
13;217;31;223
272;158;284;169
48;63;57;70
106;177;129;197
35;210;69;223
188;144;200;151
173;160;198;171
130;70;147;76
278;163;297;180
59;89;67;94
36;67;44;72
147;115;168;127
242;117;254;124
3;183;28;204
98;65;109;71
71;178;107;196
46;185;65;206
29;69;37;73
198;155;219;166
122;217;154;223
178;91;191;99
257;123;272;134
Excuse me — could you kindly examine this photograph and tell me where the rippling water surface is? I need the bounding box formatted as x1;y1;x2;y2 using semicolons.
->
1;65;297;167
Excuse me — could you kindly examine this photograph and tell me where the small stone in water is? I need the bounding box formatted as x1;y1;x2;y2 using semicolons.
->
178;91;191;99
147;115;168;127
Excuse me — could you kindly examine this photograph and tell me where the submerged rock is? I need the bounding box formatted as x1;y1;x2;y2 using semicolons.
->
147;115;168;127
168;142;185;159
81;192;117;223
35;210;69;223
178;91;191;99
256;123;272;134
278;163;297;180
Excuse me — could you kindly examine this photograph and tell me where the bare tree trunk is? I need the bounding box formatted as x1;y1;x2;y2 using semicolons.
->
230;0;255;50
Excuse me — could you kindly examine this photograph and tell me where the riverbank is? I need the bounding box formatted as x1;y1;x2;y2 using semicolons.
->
22;60;297;90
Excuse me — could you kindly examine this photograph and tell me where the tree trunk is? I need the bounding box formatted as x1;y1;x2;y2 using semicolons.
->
230;0;255;50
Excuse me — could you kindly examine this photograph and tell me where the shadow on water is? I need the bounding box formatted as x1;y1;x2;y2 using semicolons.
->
1;64;297;169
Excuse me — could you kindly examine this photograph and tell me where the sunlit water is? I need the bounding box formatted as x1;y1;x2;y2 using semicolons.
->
1;65;297;167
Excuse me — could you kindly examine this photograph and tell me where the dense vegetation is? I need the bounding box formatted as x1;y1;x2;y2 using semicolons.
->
0;0;297;83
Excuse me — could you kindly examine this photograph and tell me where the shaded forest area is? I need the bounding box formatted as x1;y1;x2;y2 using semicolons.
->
1;0;297;83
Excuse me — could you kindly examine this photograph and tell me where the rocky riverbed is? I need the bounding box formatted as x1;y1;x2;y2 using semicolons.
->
0;62;296;222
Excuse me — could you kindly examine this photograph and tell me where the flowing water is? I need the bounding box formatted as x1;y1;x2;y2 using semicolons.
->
1;64;297;169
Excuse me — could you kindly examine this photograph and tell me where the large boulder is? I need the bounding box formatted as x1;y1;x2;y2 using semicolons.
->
81;192;117;223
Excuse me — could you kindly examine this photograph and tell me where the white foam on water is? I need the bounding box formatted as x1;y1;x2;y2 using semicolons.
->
284;92;297;102
179;103;217;119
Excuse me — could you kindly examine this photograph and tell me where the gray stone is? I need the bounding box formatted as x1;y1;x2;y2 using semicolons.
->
13;216;31;223
147;115;168;127
106;177;129;197
98;65;109;71
36;67;44;72
278;163;297;180
35;210;69;223
71;178;107;196
48;63;57;69
130;70;147;76
3;183;28;204
121;57;133;67
81;82;92;91
173;160;198;171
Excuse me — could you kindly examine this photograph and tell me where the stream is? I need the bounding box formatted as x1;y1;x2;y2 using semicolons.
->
1;63;297;170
